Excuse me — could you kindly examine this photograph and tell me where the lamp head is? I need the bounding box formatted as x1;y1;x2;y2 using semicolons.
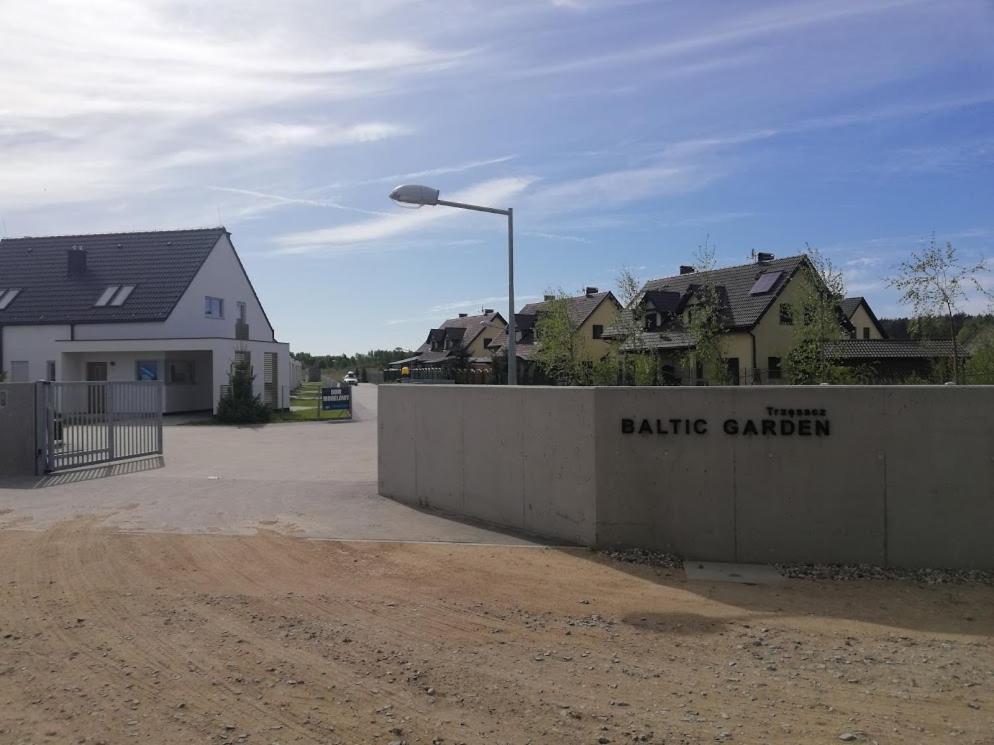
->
389;184;440;206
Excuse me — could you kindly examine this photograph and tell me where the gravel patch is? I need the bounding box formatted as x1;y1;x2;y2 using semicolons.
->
602;548;994;586
774;563;994;586
601;547;683;569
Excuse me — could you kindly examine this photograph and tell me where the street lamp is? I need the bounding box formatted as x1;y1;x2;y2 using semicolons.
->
389;184;517;385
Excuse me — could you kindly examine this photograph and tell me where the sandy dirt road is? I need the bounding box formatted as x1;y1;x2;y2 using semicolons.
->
0;521;992;745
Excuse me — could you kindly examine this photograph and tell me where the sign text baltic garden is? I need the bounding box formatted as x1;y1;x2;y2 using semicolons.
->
622;406;831;438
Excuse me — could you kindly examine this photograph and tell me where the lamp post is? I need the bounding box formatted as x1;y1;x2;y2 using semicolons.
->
389;184;517;385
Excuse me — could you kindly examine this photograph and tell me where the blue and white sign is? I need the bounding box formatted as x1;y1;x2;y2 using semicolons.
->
321;386;352;417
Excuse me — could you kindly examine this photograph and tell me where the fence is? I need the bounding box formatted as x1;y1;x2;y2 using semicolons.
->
39;381;163;473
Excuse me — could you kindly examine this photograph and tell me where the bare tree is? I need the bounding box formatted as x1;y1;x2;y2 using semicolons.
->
683;236;729;383
888;238;990;383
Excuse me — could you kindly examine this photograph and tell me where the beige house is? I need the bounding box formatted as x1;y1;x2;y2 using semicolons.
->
607;253;887;384
391;310;507;370
488;287;622;368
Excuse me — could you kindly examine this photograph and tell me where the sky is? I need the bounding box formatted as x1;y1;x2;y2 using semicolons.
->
1;0;993;354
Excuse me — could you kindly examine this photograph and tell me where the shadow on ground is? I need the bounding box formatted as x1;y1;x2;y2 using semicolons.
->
576;549;994;637
0;456;164;490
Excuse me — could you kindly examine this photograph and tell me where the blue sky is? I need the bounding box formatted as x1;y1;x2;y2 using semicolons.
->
2;0;992;354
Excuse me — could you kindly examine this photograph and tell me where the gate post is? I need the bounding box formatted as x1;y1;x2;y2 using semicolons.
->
34;381;49;475
106;382;116;461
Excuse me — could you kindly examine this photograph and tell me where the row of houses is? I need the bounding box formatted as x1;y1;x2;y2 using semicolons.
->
393;252;960;384
0;228;301;414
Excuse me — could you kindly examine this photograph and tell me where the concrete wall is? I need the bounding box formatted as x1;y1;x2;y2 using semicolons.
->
379;384;994;569
379;385;598;545
0;383;38;476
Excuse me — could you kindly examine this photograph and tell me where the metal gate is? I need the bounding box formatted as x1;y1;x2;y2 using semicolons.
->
39;381;164;472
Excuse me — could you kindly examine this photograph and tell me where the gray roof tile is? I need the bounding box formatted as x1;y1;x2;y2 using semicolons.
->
826;339;965;359
0;228;225;325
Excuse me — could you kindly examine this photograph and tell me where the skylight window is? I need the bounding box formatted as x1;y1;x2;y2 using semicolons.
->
95;285;135;307
0;288;21;310
110;285;135;306
749;271;783;295
95;286;119;307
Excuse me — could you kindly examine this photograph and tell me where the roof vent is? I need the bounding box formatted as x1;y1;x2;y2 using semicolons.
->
756;252;775;263
679;265;695;275
585;286;599;297
458;313;468;318
67;246;87;276
483;308;494;314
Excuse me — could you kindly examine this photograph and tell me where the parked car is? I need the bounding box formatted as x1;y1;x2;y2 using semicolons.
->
343;371;359;386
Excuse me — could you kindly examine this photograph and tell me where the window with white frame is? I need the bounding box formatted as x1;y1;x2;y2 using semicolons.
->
136;360;159;381
205;296;224;318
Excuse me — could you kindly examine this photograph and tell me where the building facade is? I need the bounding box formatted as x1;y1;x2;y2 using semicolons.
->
607;253;888;384
0;228;291;413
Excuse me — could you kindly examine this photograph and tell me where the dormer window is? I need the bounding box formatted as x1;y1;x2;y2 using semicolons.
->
0;288;21;310
95;285;135;307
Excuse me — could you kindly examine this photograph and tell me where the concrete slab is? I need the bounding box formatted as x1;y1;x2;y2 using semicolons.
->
684;560;785;585
0;385;538;547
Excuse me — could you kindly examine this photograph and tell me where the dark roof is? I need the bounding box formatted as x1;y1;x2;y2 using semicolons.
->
0;228;226;325
639;255;807;329
519;290;618;328
491;290;619;355
624;329;696;352
839;296;888;339
413;311;505;359
839;297;863;318
826;339;965;359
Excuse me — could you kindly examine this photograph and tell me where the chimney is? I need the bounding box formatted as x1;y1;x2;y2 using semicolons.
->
483;308;494;314
544;294;554;302
756;252;775;263
458;313;468;318
67;246;87;276
585;286;598;297
679;265;695;275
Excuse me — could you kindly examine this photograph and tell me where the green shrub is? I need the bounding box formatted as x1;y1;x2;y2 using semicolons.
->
216;357;271;424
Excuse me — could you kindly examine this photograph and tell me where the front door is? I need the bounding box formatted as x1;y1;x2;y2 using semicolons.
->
86;362;108;413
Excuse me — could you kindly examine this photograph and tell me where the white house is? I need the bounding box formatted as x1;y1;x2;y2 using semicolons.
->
0;227;292;414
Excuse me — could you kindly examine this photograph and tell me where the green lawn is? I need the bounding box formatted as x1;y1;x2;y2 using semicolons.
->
281;382;353;422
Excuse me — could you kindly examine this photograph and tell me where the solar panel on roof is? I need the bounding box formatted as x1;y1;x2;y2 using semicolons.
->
749;271;783;295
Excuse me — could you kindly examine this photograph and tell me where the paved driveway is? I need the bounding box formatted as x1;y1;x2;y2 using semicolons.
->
0;384;534;545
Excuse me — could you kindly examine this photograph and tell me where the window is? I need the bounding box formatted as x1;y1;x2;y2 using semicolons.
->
168;360;195;384
749;271;783;295
237;301;247;322
233;350;250;371
46;361;56;382
136;360;159;381
0;288;21;309
482;337;493;349
95;286;118;307
592;324;604;339
768;357;782;380
779;303;793;325
10;361;29;382
863;327;871;340
205;296;224;318
110;285;135;306
644;313;659;331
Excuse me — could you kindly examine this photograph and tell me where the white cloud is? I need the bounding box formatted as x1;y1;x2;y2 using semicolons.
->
275;176;535;253
232;122;410;148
